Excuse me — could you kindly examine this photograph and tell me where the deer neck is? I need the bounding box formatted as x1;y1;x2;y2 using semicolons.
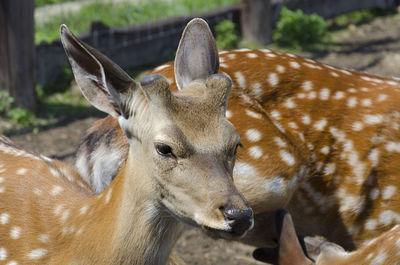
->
54;151;184;265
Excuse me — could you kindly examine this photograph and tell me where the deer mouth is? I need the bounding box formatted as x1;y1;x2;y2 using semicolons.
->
202;224;249;239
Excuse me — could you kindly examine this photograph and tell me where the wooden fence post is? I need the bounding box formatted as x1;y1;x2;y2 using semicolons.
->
0;0;36;112
241;0;273;45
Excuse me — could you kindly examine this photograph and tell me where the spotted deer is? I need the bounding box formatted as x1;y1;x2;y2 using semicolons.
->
0;22;254;265
76;18;400;251
253;209;400;265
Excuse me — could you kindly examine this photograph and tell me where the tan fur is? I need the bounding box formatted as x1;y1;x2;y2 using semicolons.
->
0;20;254;265
77;48;400;251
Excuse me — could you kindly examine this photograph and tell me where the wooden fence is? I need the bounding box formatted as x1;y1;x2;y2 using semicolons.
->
36;0;400;91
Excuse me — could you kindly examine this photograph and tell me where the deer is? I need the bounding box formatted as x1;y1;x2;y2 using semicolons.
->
0;21;254;265
75;17;400;252
253;209;400;265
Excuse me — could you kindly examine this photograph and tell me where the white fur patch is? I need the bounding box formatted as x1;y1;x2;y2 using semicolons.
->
233;162;256;178
248;146;263;159
234;72;246;89
382;185;396;200
245;129;262;142
27;248;48;259
280;150;295;166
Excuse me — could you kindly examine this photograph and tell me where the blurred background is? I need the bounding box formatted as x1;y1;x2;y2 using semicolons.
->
1;0;400;264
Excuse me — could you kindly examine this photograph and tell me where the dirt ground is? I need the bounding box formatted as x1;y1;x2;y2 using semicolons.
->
5;12;400;264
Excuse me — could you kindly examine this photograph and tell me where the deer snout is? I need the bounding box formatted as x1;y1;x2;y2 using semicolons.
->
219;197;254;236
222;207;254;235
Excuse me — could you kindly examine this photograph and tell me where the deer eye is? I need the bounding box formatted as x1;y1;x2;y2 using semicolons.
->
156;144;175;158
234;142;242;156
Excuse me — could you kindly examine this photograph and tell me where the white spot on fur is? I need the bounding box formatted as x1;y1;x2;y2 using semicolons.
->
361;87;369;92
245;109;262;119
27;248;48;259
302;115;311;125
268;73;279;87
270;110;281;120
314;119;327;131
378;94;388;102
320;146;329;154
297;93;306;99
6;261;17;265
337;188;365;214
16;168;27;175
272;121;285;133
308;91;316;99
302;81;313;91
385;142;400;152
352;122;364;131
274;137;287;147
333;91;345;99
386;80;398;86
348;88;356;93
234;72;246;89
319;88;330;100
0;213;9;225
10;226;21;239
370;188;380;200
0;248;7;260
227;53;236;59
50;185;63;196
225;110;232;119
233;162;256;178
276;65;285;73
263;176;285;195
368;148;380;167
39;234;50;243
250;82;263;98
54;205;64;216
365;219;377;230
284;98;296;108
379;210;400;225
288;122;298;129
330;71;339;77
280;150;295;166
289;61;300;69
347;97;358;108
323;163;336;175
361;98;372;107
246;53;258;58
80;205;89;215
246;129;262;142
340;69;352;75
364;114;383;125
61;209;70;223
248;146;263;159
382;185;396;200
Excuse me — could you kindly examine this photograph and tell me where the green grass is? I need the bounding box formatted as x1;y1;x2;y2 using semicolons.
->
35;0;239;43
35;0;81;8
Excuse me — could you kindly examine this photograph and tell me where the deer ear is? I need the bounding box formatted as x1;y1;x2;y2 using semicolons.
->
276;210;314;265
174;18;219;90
60;24;137;119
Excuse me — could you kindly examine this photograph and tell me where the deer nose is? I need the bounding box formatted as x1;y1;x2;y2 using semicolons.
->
221;206;254;235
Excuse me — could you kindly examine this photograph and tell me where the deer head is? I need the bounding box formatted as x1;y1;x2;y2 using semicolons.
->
60;19;253;238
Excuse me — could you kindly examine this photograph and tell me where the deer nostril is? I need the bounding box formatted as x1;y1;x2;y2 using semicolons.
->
221;206;253;235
